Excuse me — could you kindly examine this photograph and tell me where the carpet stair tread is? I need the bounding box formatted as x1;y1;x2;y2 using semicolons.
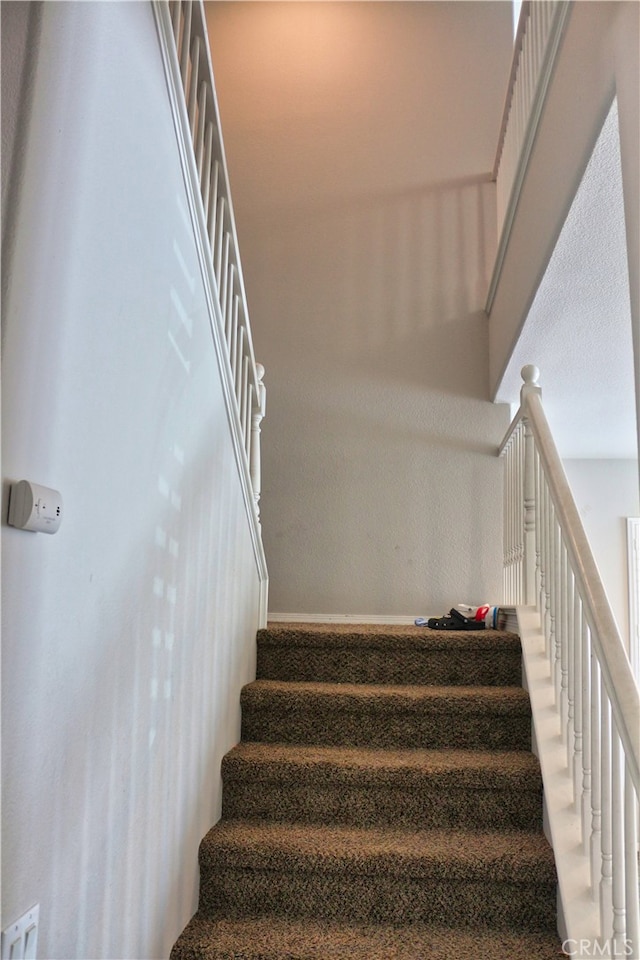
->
199;819;556;884
171;914;564;960
222;741;542;789
257;624;522;685
242;679;531;712
259;622;520;649
221;742;544;830
241;680;531;750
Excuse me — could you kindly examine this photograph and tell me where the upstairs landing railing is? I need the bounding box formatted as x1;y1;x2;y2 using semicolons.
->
153;0;266;523
487;0;571;311
500;366;640;958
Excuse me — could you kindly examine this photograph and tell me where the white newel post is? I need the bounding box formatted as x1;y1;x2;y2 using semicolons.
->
521;365;541;605
250;364;266;520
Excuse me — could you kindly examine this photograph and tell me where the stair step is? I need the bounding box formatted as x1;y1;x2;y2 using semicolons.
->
258;623;522;686
170;914;563;960
197;820;557;931
241;680;531;750
222;742;543;830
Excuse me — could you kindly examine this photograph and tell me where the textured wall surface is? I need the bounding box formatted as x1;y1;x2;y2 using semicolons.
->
498;100;637;461
2;4;262;957
206;1;513;617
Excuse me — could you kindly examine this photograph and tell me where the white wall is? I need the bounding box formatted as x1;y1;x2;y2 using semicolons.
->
206;1;513;617
563;460;640;652
1;3;263;958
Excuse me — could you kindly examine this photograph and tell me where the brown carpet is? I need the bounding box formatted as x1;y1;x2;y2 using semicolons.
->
170;623;563;959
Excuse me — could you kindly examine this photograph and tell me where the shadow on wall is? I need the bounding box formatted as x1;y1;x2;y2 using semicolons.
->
241;168;507;615
7;420;255;960
246;172;495;398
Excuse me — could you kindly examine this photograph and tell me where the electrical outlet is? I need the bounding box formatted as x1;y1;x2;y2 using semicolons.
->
1;905;39;960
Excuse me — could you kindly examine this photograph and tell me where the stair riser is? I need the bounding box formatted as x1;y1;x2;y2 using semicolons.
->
199;869;556;932
222;780;542;831
257;649;522;686
241;706;531;751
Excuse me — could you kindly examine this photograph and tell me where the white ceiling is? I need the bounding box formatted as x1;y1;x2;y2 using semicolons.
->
495;99;638;460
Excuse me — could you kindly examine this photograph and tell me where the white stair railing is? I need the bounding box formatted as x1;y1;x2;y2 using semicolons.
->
500;366;640;958
487;0;571;311
154;0;266;522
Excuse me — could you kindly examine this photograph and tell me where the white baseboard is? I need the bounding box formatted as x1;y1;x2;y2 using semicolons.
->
267;613;419;625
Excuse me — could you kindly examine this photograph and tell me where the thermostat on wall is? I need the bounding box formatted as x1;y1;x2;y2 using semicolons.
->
8;480;63;534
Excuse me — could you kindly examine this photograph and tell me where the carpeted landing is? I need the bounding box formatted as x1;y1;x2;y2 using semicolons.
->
170;623;563;959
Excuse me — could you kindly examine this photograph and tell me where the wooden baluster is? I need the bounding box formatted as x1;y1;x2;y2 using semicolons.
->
503;444;508;600
548;499;556;671
201;122;213;210
534;446;543;612
508;439;513;602
610;726;626;954
519;366;541;608
250;365;266;519
234;326;244;407
510;436;516;602
229;296;239;394
581;615;592;849
559;540;569;742
219;233;230;323
518;428;528;604
187;37;200;139
624;763;639;960
207;161;219;251
213;196;225;287
170;0;182;45
523;418;536;604
590;650;602;896
515;427;521;601
224;263;235;346
565;564;575;766
531;1;541;84
552;518;562;704
513;433;518;601
240;356;250;449
572;588;583;808
237;351;247;443
195;82;207;180
543;476;552;657
524;13;533;117
179;0;192;89
600;688;613;937
508;438;514;603
244;383;253;471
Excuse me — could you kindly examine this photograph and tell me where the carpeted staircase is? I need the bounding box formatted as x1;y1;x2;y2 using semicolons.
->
171;623;563;959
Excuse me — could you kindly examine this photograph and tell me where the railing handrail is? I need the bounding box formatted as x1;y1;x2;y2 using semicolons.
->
500;371;640;792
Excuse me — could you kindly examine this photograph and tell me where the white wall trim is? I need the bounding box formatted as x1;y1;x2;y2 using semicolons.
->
267;613;419;625
152;1;268;592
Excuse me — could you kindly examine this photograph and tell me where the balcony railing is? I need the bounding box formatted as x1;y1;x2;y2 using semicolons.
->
487;0;571;311
500;366;640;958
153;0;266;525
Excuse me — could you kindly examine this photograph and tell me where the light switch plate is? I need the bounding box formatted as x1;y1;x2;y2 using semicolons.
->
1;905;39;960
